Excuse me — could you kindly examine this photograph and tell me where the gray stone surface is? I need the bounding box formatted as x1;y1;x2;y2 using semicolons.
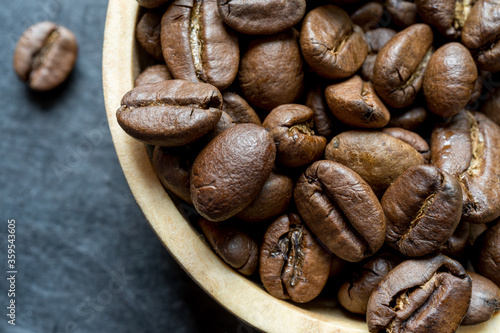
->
0;1;255;332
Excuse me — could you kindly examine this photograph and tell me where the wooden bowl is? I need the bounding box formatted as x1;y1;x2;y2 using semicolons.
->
102;1;500;331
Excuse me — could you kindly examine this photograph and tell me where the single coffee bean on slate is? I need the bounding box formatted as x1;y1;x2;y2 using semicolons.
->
116;80;222;146
221;91;261;126
136;10;163;61
190;124;276;222
385;0;419;28
236;172;294;223
337;252;402;314
415;0;473;39
13;21;78;91
473;218;500;287
305;81;336;139
462;271;500;325
361;28;397;81
300;5;368;80
161;0;239;90
423;42;478;118
325;131;425;195
438;220;470;258
373;24;434;109
431;110;500;224
351;2;384;31
381;165;463;257
263;104;327;168
381;127;430;163
387;106;429;132
294;160;386;262
134;64;172;87
325;75;390;128
367;254;472;333
199;218;258;276
462;0;500;72
137;0;169;8
260;214;331;303
238;29;304;112
217;0;306;35
482;87;500;126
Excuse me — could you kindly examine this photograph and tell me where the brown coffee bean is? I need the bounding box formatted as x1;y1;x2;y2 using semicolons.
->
439;220;470;258
294;160;386;262
190;124;276;221
482;87;500;125
137;0;169;8
116;80;222;146
263;104;327;168
236;172;293;223
387;106;429;131
338;252;402;314
462;271;500;325
300;5;368;80
13;21;78;91
221;92;261;125
381;127;430;163
351;2;384;31
381;165;463;257
431;110;500;223
259;214;331;303
217;0;306;35
473;218;500;287
373;24;434;109
367;254;472;333
423;43;478;118
325;131;425;195
385;0;419;28
361;28;397;81
305;81;335;139
134;64;172;87
199;111;235;144
415;0;473;39
462;0;500;72
161;0;239;90
325;75;390;128
136;11;163;61
239;29;304;112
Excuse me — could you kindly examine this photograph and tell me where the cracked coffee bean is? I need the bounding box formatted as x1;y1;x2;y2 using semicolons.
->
415;0;474;39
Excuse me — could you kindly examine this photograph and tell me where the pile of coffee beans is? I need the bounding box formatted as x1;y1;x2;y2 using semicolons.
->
118;0;500;331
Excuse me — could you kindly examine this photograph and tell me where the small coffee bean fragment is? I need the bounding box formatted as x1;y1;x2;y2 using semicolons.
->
462;271;500;325
134;65;172;87
387;106;429;131
439;220;470;258
305;81;335;139
221;92;261;126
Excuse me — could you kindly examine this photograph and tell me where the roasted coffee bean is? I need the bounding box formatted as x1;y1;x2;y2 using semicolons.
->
351;2;384;31
134;64;172;87
200;111;235;143
259;214;331;303
13;21;78;91
360;28;397;81
221;91;261;125
239;29;304;112
381;127;430;163
373;24;434;109
337;252;401;314
153;145;195;204
305;81;335;139
473;218;500;287
116;80;222;146
236;172;294;223
482;86;500;125
469;222;488;246
423;42;478;118
381;165;463;257
300;5;368;80
415;0;473;39
462;0;500;72
137;0;169;8
462;272;500;325
439;220;469;258
161;0;239;90
385;0;419;28
263;104;326;168
367;254;472;333
217;0;306;35
431;110;500;223
325;75;390;128
136;10;163;61
325;131;425;195
387;106;429;131
190;124;276;221
294;160;386;262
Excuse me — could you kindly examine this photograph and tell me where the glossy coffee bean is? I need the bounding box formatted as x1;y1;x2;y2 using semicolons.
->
116;80;222;146
260;214;331;303
325;131;425;195
239;29;304;112
367;254;472;333
305;81;335;139
221;91;261;125
381;127;430;163
13;21;78;91
385;0;419;28
462;271;500;325
161;0;239;90
473;218;500;287
361;28;397;81
381;165;463;257
294;160;386;262
415;0;473;39
351;2;384;31
325;75;390;128
200;111;235;143
190;124;276;221
217;0;306;35
423;42;478;118
373;24;433;109
136;10;163;61
300;5;368;80
263;104;327;168
387;106;429;131
134;64;172;87
137;0;169;8
431;110;500;223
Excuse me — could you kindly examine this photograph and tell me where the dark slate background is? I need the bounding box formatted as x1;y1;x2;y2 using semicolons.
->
0;1;255;332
